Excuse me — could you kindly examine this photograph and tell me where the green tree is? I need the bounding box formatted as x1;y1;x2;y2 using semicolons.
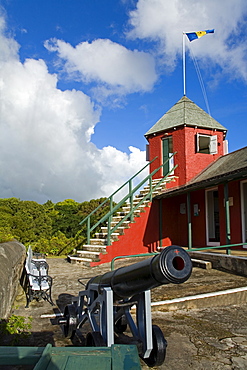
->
0;196;116;256
0;198;19;228
53;199;81;238
0;198;52;244
0;227;14;243
32;231;71;255
11;201;53;244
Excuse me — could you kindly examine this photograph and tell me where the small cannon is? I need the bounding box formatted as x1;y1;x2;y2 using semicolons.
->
59;246;192;367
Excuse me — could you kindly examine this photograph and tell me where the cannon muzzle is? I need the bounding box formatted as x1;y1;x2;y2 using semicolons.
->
87;245;192;300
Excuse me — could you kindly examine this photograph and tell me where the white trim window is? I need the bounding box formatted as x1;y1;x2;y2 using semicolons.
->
196;134;218;154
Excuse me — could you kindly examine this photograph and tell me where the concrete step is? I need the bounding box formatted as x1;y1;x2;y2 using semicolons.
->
132;199;150;205
95;232;119;240
89;238;108;246
67;255;92;266
116;210;141;217
79;245;107;253
150;176;176;184
111;215;125;222
72;183;157;265
76;250;101;260
144;182;165;189
101;226;125;235
142;187;164;195
134;193;146;199
139;188;160;196
192;259;212;270
167;175;177;183
108;220;130;228
122;204;147;213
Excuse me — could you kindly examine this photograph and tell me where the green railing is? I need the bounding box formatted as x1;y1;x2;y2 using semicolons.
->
109;243;247;271
110;243;247;272
79;153;177;247
187;242;247;255
111;252;159;270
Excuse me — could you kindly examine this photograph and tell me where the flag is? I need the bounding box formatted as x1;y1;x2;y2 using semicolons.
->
186;29;214;42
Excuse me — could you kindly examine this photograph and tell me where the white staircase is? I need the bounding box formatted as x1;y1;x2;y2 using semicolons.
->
68;177;176;266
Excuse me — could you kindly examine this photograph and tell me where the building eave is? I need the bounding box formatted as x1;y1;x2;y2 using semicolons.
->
155;167;247;199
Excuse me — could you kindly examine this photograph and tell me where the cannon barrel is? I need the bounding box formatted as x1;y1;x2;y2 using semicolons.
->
87;245;192;300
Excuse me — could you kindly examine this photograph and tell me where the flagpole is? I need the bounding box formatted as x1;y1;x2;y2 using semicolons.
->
183;32;186;96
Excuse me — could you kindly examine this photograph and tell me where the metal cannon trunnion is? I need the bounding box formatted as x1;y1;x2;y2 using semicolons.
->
59;245;192;367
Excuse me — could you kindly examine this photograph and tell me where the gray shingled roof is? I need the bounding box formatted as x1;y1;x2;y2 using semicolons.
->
145;96;227;137
157;146;247;198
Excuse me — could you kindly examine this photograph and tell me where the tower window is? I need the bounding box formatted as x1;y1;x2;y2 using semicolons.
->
163;136;174;176
196;134;218;154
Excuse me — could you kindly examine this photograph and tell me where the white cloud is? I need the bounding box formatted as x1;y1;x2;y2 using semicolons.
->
94;145;147;198
127;0;247;80
44;38;157;96
0;16;147;203
0;16;20;62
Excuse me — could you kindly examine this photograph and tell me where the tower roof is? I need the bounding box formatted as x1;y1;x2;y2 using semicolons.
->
145;96;227;137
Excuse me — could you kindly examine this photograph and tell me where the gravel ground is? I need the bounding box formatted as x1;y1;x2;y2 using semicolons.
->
3;256;247;369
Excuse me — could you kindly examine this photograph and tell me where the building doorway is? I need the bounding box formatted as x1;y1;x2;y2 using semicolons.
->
206;188;220;246
162;137;173;176
241;181;247;247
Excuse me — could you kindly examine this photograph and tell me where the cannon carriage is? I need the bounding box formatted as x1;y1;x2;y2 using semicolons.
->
59;245;192;367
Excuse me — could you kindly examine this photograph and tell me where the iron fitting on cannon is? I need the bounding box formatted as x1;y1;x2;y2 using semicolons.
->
153;245;193;285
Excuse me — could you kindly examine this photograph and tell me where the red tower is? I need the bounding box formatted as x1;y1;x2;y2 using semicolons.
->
145;96;228;188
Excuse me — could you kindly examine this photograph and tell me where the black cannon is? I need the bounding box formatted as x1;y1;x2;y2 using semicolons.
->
59;246;192;367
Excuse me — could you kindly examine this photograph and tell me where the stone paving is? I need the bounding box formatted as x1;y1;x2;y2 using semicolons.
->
7;257;247;369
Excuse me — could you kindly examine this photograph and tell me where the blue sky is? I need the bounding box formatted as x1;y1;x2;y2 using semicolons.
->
0;0;247;203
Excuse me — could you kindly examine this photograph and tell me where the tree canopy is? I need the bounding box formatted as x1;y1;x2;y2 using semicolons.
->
0;197;112;255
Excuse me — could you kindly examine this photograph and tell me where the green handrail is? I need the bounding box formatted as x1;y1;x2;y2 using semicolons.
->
80;153;177;246
110;243;247;270
90;160;176;232
79;156;158;227
187;242;247;255
111;252;159;270
96;156;176;246
109;164;178;241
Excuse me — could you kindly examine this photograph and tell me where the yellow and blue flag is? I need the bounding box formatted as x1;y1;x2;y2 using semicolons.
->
186;29;214;42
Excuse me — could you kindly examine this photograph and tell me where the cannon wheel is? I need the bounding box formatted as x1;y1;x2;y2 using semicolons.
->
63;304;77;338
143;325;167;367
86;331;106;347
115;316;127;334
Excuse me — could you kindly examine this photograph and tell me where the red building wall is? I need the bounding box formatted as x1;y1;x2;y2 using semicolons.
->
148;134;164;179
229;181;242;245
181;127;224;184
159;190;207;248
92;179;245;266
91;203;159;266
218;181;242;247
147;126;225;188
157;181;243;250
189;189;207;247
160;195;188;247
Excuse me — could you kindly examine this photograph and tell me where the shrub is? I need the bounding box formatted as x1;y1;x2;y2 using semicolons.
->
0;315;32;345
32;231;73;256
0;227;14;243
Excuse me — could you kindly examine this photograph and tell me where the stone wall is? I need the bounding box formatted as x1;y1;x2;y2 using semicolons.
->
0;241;26;319
188;251;247;277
